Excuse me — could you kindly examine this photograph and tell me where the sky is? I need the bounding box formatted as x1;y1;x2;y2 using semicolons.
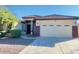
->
6;5;79;22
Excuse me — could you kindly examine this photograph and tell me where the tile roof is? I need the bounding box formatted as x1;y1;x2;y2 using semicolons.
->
22;14;79;20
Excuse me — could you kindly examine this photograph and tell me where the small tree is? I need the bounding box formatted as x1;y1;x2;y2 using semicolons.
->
0;6;19;32
0;17;3;31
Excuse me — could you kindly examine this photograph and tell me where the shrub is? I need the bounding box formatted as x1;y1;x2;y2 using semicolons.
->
10;29;22;38
0;31;6;38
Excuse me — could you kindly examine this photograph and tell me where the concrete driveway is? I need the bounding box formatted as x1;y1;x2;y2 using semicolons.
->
20;37;79;54
30;37;73;47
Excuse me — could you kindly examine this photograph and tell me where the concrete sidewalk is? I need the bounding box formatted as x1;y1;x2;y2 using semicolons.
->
19;44;72;54
55;38;79;54
19;46;63;54
19;38;79;54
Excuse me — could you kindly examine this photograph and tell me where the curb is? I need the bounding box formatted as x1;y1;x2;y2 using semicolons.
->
0;37;8;39
21;36;36;39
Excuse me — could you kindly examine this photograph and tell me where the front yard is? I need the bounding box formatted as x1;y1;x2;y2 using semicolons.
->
0;38;36;54
0;37;78;54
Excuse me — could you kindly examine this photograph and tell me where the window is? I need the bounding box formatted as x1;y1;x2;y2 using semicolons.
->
56;25;61;26
49;25;54;26
64;25;69;26
42;25;46;26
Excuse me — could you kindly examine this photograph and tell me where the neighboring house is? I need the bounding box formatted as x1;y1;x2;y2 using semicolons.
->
21;15;79;38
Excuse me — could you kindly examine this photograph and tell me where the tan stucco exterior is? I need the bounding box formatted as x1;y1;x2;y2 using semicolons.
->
36;19;77;37
36;20;76;26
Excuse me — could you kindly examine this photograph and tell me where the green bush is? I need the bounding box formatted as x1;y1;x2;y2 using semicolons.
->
10;29;22;38
0;31;6;38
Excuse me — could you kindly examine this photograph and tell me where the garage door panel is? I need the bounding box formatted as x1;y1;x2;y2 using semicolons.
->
40;25;72;37
40;26;57;37
55;26;72;37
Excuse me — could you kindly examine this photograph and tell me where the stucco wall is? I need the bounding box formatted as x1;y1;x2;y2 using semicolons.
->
15;23;22;30
24;18;34;21
36;20;76;26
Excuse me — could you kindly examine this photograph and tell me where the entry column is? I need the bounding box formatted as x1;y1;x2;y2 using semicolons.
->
31;20;33;35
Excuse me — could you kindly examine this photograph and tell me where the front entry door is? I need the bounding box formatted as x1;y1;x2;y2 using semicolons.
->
27;24;31;34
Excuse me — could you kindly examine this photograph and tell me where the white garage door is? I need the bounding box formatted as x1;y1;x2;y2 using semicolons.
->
40;25;72;37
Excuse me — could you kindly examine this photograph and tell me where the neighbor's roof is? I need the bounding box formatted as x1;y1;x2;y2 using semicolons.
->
22;14;79;20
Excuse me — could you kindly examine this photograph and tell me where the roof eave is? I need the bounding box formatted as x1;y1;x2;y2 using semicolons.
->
35;18;79;20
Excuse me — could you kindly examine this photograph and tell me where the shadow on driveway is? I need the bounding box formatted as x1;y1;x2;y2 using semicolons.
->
0;38;36;46
30;39;55;47
30;37;73;47
0;37;73;47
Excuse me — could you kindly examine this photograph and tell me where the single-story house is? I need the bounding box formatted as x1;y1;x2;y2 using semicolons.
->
21;14;79;38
